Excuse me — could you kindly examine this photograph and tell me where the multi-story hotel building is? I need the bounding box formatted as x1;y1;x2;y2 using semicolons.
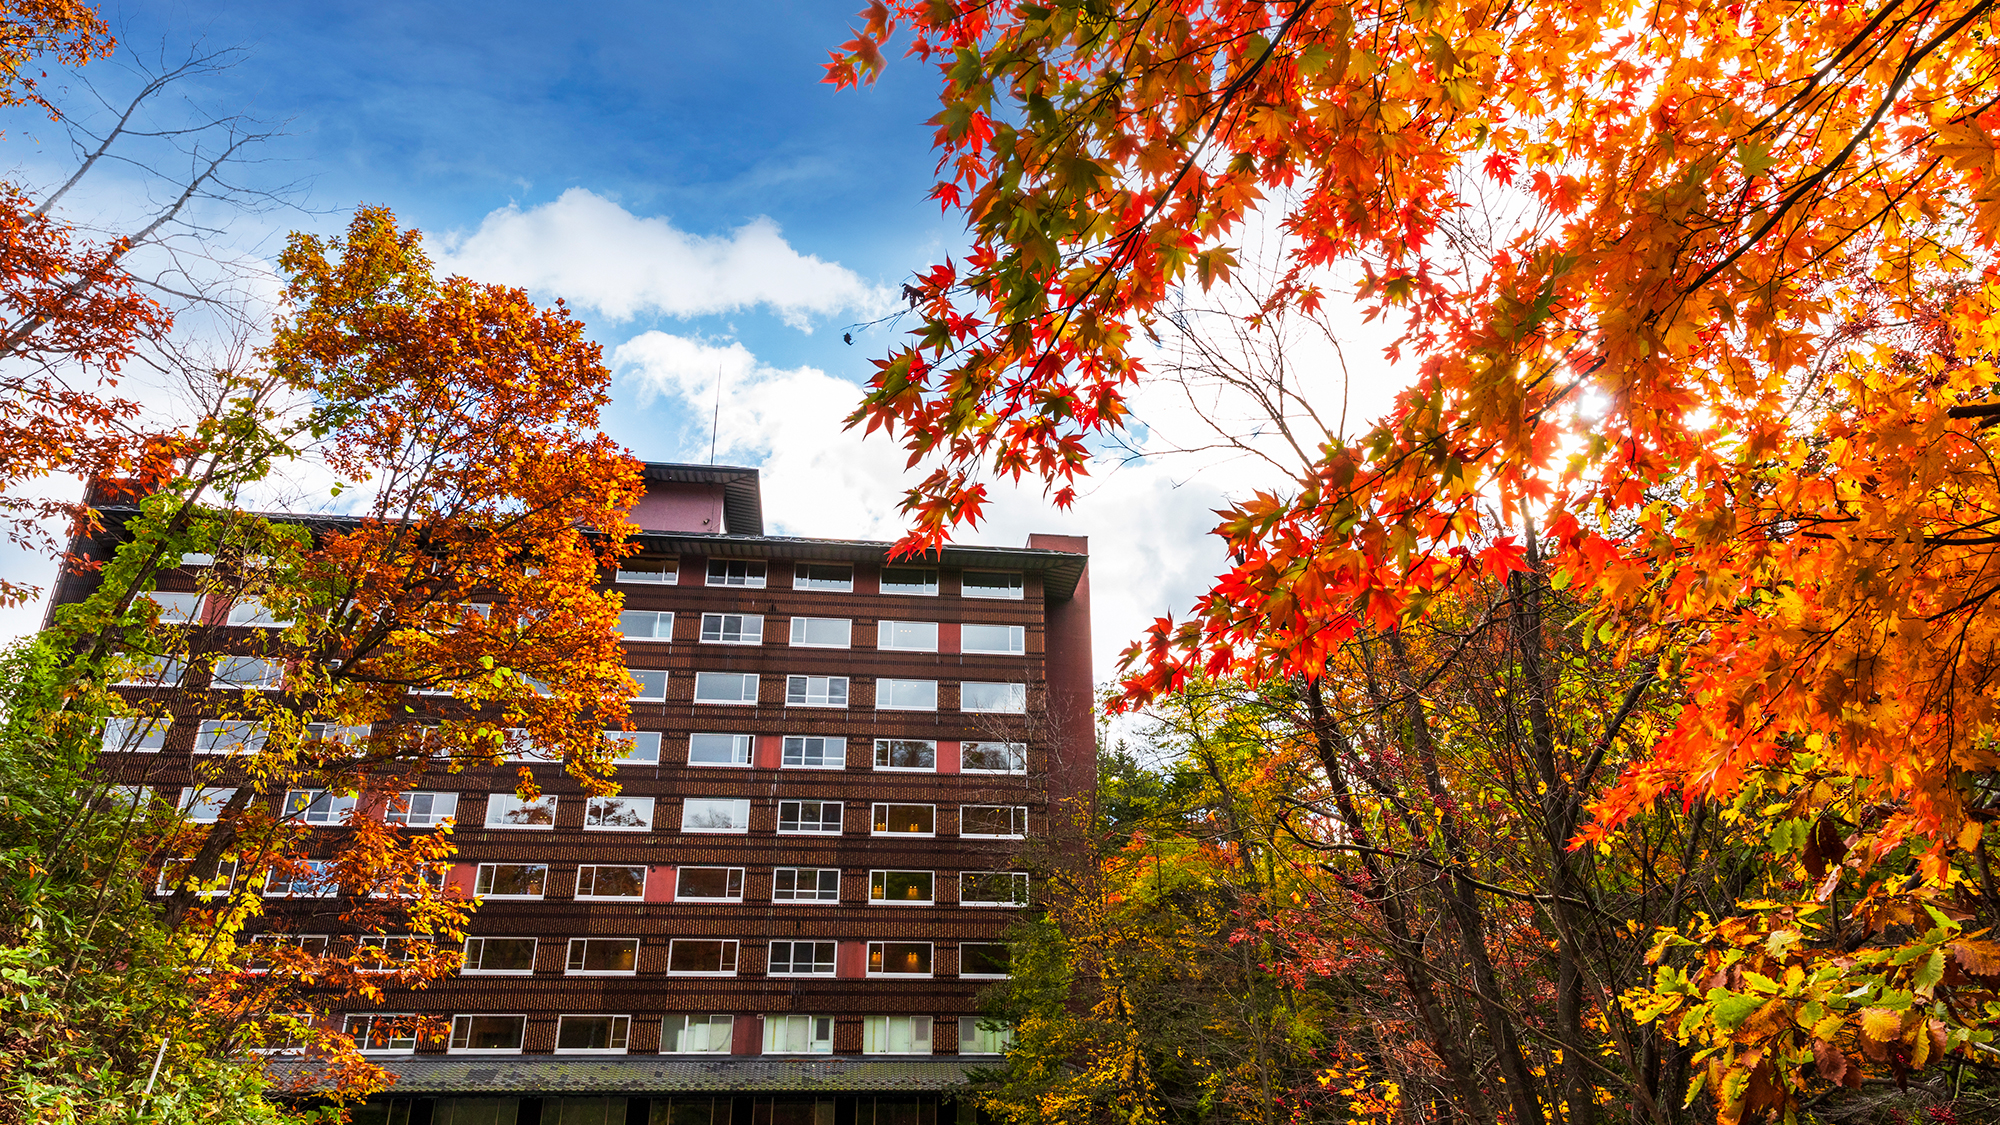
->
68;463;1093;1125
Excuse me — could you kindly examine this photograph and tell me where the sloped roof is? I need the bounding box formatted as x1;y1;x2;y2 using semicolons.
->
269;1056;986;1095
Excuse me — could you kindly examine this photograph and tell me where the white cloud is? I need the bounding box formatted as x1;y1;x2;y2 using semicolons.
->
438;188;892;328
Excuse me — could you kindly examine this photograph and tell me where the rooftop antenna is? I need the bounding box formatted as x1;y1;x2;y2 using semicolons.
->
709;366;722;465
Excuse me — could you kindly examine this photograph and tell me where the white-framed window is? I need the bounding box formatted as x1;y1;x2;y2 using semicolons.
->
963;741;1028;774
157;856;237;897
961;624;1026;654
782;735;845;769
767;940;836;976
143;591;202;623
700;613;764;644
789;616;852;647
667;939;739;975
960;943;1011;979
963;805;1029;838
449;1014;526;1054
193;720;267;756
461;936;537;974
869;870;935;906
102;716;169;753
618;609;674;641
867;942;933;977
693;672;759;705
566;937;639;975
771;867;841;903
959;1015;1014;1053
662;1014;734;1054
305;722;371;750
872;803;935;836
785;675;848;707
778;800;842;835
763;1015;833;1055
674;867;744;902
245;932;330;972
575;864;647;899
282;789;357;826
473;863;548;899
706;559;766;588
877;620;939;651
629;668;669;701
226;598;290;628
607;730;662;764
682;798;752;833
876;678;938;711
555;1014;631;1054
101;784;152;811
211;655;282;690
863;1015;933;1055
499;726;557;763
356;934;420;971
961;681;1027;713
114;653;182;687
794;564;853;592
486;792;557;829
961;871;1031;906
264;860;338;899
874;739;936;771
584;795;655;831
880;567;938;596
616;558;678;584
688;732;753;767
385;791;458;827
962;571;1024;599
346;1013;418;1054
178;786;236;823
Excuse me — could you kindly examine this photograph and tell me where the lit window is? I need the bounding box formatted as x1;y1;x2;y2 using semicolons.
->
866;942;933;977
700;613;764;644
785;675;848;707
584;795;655;831
143;591;202;623
211;655;283;690
961;571;1024;599
782;735;845;769
869;870;935;905
473;864;548;899
461;937;537;974
384;791;458;827
693;672;759;705
688;732;752;766
674;867;744;902
607;730;662;764
961;682;1026;713
615;559;677;584
555;1015;631;1054
874;739;936;771
876;679;937;711
282;789;356;826
629;669;669;701
877;621;939;651
768;940;836;976
575;865;647;899
682;798;752;833
959;1016;1014;1053
763;1015;833;1055
771;867;841;903
193;720;267;756
863;1015;933;1054
962;741;1027;774
667;939;739;975
619;610;674;641
178;786;236;823
226;598;290;628
789;617;852;647
566;937;639;975
778;800;842;835
872;803;935;836
663;1015;734;1053
961;624;1026;654
706;559;766;588
449;1014;526;1054
346;1014;418;1054
264;860;338;899
961;944;1011;979
880;567;938;596
114;653;181;687
794;564;853;592
102;716;169;753
961;871;1030;907
963;805;1029;838
486;793;557;829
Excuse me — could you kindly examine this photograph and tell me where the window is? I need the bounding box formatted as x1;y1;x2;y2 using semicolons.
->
662;1015;734;1054
961;682;1027;713
961;624;1026;654
877;621;939;651
876;679;938;711
782;735;845;769
794;564;853;592
357;935;419;971
616;558;678;584
499;727;558;762
959;1016;1014;1053
157;856;237;896
872;803;935;836
700;613;764;644
567;937;640;975
618;610;674;641
384;791;458;827
575;864;647;899
880;567;938;596
789;617;851;647
179;786;237;823
283;789;357;826
963;805;1029;838
584;795;655;831
102;716;169;753
706;559;766;588
212;655;282;690
688;733;752;767
682;798;752;833
115;653;181;687
767;940;836;976
462;937;537;974
193;720;266;756
450;1015;526;1054
227;598;290;628
869;870;935;905
961;871;1030;906
607;730;662;764
143;591;202;623
629;669;669;701
863;1015;933;1055
778;800;842;835
264;860;338;898
306;723;371;750
246;933;330;972
785;675;848;707
962;571;1024;599
963;741;1028;774
486;792;557;829
667;939;739;975
961;943;1011;979
867;942;933;977
556;1015;631;1054
693;672;759;705
346;1014;418;1054
102;785;152;811
473;864;548;899
674;867;744;901
771;867;841;903
764;1015;834;1055
874;739;936;771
